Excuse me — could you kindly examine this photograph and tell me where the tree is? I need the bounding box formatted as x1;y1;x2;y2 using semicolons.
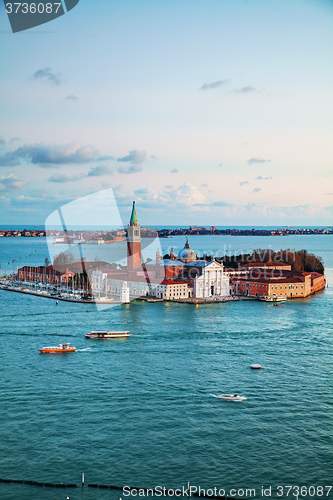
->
53;252;75;266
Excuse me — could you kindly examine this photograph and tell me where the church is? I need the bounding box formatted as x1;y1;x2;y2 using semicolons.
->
92;202;230;300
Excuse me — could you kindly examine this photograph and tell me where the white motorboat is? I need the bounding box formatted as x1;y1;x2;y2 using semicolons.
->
217;394;247;401
85;331;130;339
250;364;261;369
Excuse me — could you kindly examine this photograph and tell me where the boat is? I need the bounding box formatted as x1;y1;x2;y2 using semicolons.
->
85;331;130;339
250;364;261;369
39;343;76;353
261;294;287;302
217;394;246;401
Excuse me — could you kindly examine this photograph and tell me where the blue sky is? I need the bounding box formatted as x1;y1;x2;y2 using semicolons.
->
0;0;332;226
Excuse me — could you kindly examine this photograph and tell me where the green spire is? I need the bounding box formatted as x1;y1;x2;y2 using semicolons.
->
130;201;138;225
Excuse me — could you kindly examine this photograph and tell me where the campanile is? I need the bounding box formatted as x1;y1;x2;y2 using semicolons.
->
127;201;142;270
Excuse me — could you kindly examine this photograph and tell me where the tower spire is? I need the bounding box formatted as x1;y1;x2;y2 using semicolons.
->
130;201;138;226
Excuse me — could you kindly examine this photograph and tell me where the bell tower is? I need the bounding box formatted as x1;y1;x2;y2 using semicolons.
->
127;201;142;270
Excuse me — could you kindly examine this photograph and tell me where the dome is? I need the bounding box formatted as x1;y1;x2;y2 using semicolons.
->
178;239;196;263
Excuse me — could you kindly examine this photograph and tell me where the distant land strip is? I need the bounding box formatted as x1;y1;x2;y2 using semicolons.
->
1;226;333;239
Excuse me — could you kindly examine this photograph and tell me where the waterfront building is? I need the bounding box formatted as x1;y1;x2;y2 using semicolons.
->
231;271;325;299
92;270;191;299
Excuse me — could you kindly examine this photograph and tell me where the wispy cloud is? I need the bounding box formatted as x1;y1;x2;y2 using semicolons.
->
87;165;112;177
247;157;271;165
253;187;262;192
170;168;178;173
66;94;78;101
32;67;64;86
9;137;21;144
200;79;230;90
0;174;28;191
256;176;272;180
201;183;208;187
0;136;5;146
0;142;113;167
117;165;142;174
234;85;258;94
134;188;152;196
0;152;21;167
239;181;249;186
117;150;147;164
48;173;85;183
211;201;230;207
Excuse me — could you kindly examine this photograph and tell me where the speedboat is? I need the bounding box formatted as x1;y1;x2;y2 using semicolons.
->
217;394;246;401
39;343;76;354
85;331;130;339
261;295;287;302
250;364;261;369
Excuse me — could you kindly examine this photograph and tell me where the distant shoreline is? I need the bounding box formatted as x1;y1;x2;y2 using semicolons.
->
1;227;332;239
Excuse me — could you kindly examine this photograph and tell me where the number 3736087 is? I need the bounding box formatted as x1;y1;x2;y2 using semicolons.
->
276;485;332;497
5;3;62;14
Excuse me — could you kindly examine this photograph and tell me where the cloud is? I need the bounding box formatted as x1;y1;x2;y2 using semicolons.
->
211;201;231;207
200;79;230;90
253;187;262;192
164;185;173;189
168;182;206;206
234;85;258;94
170;168;178;173
247;157;271;165
239;181;249;186
87;165;112;177
32;67;64;86
256;176;272;180
117;165;142;174
48;173;85;183
201;183;208;187
1;142;113;167
9;137;21;144
0;136;5;146
218;163;223;167
0;151;21;167
117;150;147;164
66;94;78;101
134;188;151;195
0;174;28;191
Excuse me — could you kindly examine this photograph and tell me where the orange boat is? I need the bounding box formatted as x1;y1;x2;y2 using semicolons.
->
39;343;76;354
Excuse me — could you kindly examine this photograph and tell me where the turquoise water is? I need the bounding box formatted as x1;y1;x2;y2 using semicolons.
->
0;237;332;500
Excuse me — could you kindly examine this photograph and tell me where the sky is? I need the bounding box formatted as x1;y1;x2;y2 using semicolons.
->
0;0;332;226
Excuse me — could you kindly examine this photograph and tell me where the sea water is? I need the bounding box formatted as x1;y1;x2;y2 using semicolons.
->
0;236;332;500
